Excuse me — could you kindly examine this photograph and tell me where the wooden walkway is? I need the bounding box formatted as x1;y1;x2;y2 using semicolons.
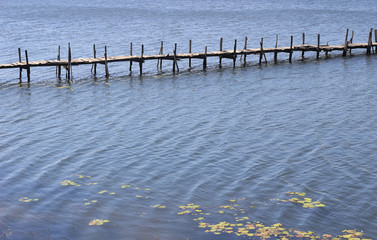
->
1;28;376;83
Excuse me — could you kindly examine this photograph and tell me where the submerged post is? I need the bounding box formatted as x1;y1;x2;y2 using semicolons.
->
105;46;109;78
189;40;192;69
129;42;133;72
274;35;278;63
317;34;320;59
289;36;293;63
219;37;223;69
25;50;30;83
233;39;237;68
139;44;144;75
18;48;22;82
302;33;305;59
343;28;349;57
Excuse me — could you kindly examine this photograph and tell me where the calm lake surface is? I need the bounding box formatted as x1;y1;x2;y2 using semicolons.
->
1;1;377;239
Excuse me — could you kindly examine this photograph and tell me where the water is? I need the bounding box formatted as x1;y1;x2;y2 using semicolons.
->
1;1;377;239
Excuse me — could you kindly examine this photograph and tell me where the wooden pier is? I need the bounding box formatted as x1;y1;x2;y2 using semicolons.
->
1;28;376;83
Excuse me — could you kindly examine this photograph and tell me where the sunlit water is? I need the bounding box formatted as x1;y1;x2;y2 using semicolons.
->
1;1;377;239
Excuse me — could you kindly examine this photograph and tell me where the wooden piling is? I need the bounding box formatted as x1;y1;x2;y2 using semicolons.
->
367;30;372;55
189;40;192;69
375;29;377;53
242;36;247;66
289;36;293;63
343;29;349;56
25;50;30;83
274;35;278;63
105;46;109;78
157;41;163;70
317;34;320;59
129;42;133;72
57;46;61;78
349;31;354;55
173;43;177;74
203;46;207;70
233;39;237;68
219;38;223;69
68;43;72;80
302;33;305;59
139;44;144;75
259;38;263;66
92;44;96;75
18;48;22;82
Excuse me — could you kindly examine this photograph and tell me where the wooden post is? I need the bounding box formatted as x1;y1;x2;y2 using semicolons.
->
343;28;349;56
67;43;71;80
25;50;30;83
219;38;223;69
129;42;133;72
92;44;96;75
189;40;192;69
173;43;177;74
289;36;293;63
301;33;305;59
139;44;144;75
203;46;207;70
367;29;372;55
274;35;278;63
57;46;61;78
259;38;263;66
244;36;248;66
349;31;354;56
375;29;377;53
157;41;163;70
317;34;320;59
105;46;109;78
233;39;237;68
370;28;374;54
18;48;22;82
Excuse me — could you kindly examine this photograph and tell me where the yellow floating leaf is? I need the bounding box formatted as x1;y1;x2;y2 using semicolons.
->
109;192;115;195
98;190;107;194
218;211;224;214
315;204;325;207
304;198;312;202
85;203;91;205
158;206;166;209
144;188;151;191
92;200;98;203
89;219;110;226
78;175;84;178
136;195;143;198
121;185;131;188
